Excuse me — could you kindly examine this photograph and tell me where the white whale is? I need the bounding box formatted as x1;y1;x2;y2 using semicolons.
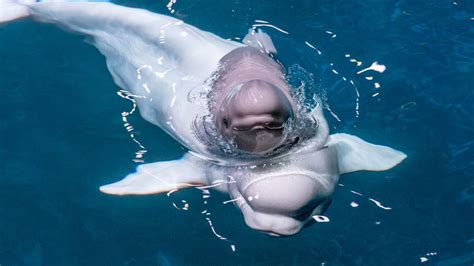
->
1;0;406;236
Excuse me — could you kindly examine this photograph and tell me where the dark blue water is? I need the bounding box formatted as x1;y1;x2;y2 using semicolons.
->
0;0;473;265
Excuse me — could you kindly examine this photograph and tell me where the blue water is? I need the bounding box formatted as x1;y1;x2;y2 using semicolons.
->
0;0;473;265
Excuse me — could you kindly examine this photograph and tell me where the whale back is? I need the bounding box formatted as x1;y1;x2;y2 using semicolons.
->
25;2;243;154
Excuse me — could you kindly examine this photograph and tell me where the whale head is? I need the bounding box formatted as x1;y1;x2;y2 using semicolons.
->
231;147;338;236
215;79;295;154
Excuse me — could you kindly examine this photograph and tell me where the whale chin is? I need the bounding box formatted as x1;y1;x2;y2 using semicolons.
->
242;209;305;237
235;172;334;236
241;173;329;217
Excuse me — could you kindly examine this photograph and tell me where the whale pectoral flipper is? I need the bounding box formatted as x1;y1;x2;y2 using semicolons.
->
99;156;209;195
327;133;407;175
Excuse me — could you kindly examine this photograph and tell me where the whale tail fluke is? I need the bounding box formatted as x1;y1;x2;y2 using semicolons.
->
0;0;35;24
0;0;111;24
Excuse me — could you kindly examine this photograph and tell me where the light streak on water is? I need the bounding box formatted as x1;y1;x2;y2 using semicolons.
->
252;23;289;34
305;41;322;55
171;202;180;210
325;104;341;122
350;190;364;196
357;61;387;74
167;189;178;197
349;80;360;118
142;83;150;94
197;179;236;189
339;184;394;220
350;58;363;66
166;0;177;14
170;95;176;107
401;102;417;110
313;215;330;222
420;251;438;263
325;30;336;38
117;89;147;162
368;198;392;210
223;197;243;205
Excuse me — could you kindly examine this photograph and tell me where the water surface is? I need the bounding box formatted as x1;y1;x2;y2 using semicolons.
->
0;0;472;265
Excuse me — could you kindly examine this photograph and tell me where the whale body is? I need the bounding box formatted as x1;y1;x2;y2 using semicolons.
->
1;0;406;236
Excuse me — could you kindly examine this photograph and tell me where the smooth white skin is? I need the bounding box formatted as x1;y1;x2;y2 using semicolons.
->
2;1;406;236
24;1;244;158
3;1;334;236
200;105;333;236
212;47;298;155
226;146;338;236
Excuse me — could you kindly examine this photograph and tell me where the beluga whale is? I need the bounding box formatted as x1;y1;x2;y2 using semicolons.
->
1;0;406;236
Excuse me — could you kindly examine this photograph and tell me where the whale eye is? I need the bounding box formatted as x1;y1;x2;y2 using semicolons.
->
223;118;229;128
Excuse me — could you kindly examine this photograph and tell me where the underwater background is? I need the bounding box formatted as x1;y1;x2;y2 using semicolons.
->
0;0;473;265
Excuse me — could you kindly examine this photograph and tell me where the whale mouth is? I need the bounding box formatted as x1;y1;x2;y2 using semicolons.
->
229;115;287;153
213;79;296;155
231;121;284;131
231;126;286;154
